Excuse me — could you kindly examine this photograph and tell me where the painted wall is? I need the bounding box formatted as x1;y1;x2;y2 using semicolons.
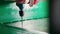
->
0;0;48;23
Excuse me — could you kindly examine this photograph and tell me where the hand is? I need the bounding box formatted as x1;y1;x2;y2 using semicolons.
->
29;0;39;7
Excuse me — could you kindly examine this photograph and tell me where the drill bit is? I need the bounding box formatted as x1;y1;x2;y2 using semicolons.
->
19;10;24;34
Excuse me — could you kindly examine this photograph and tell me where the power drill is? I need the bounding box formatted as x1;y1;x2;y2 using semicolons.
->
18;4;24;28
19;4;24;17
19;10;24;17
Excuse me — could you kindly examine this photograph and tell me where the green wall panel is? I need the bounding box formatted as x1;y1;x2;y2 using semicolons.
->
0;0;48;23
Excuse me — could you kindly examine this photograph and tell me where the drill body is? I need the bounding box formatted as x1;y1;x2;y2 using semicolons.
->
16;3;24;17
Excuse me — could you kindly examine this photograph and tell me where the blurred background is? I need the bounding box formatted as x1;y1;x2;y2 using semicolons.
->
0;0;49;34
